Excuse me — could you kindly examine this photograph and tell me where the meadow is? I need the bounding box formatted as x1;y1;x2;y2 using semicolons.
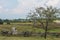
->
0;36;60;40
0;22;60;40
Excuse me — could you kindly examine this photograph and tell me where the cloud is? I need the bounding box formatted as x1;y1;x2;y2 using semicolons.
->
0;6;8;13
11;0;47;13
0;0;60;19
0;0;60;14
46;0;59;7
0;0;18;12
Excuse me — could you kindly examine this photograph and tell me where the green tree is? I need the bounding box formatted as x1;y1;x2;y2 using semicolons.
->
0;19;3;24
4;19;10;24
27;6;60;39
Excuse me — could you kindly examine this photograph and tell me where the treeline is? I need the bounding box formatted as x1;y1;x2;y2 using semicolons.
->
0;19;10;24
0;19;32;24
0;18;60;24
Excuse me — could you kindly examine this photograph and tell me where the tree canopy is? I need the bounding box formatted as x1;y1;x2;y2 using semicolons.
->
27;6;60;39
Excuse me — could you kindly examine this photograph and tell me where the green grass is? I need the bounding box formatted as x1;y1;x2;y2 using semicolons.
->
0;36;41;40
0;23;60;40
48;28;60;33
0;24;45;32
0;23;60;32
0;36;60;40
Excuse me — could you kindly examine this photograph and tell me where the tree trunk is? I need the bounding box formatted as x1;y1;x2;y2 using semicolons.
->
44;20;48;39
33;19;36;27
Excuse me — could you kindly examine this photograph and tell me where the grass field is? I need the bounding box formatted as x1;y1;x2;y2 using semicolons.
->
0;23;60;32
0;36;60;40
0;23;60;40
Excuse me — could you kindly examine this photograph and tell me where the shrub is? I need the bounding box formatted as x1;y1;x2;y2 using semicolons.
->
0;19;3;24
23;31;32;37
1;30;9;36
7;22;10;24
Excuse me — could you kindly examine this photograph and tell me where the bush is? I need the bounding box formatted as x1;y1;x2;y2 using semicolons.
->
4;19;10;24
23;31;32;37
0;19;3;24
50;33;60;37
1;29;12;36
1;30;9;36
7;22;10;24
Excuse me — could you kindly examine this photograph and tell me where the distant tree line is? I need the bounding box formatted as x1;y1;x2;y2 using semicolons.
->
0;18;33;24
0;17;60;24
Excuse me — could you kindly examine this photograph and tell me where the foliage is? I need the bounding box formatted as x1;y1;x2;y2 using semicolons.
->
0;19;3;24
4;19;10;24
27;6;60;39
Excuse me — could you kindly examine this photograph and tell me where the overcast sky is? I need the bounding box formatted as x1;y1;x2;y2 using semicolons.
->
0;0;60;19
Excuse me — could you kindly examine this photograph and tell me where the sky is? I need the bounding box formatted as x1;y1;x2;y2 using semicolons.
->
0;0;60;19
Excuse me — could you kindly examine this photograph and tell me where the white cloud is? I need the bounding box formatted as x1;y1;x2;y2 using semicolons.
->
0;6;2;8
0;6;5;13
0;5;9;13
0;0;60;14
46;0;59;6
11;0;47;14
11;0;35;13
0;0;18;13
0;0;60;19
